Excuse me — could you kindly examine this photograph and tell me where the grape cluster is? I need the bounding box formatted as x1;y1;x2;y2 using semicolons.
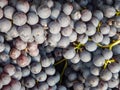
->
0;0;120;90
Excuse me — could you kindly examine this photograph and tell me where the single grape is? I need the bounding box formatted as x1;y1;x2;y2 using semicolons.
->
37;5;51;19
1;73;11;85
58;85;67;90
73;83;84;90
81;9;92;22
63;3;73;15
108;26;117;37
3;5;15;19
85;41;97;52
68;72;77;81
0;18;12;33
69;31;77;42
10;79;21;90
108;62;120;73
0;7;3;19
70;53;80;64
91;32;103;43
12;67;22;80
93;10;103;20
22;67;30;77
0;0;8;8
30;62;42;74
75;21;86;34
49;21;61;34
77;34;88;44
61;26;73;37
100;24;110;35
50;7;60;20
58;13;71;27
100;69;112;81
71;10;81;21
90;17;100;27
45;66;56;75
80;50;92;62
38;82;49;90
101;35;110;45
13;12;27;26
24;77;35;88
35;71;47;82
93;55;105;67
0;43;5;52
90;65;100;76
108;78;119;88
27;12;39;25
4;64;16;76
102;49;113;59
10;48;21;60
63;47;76;59
47;0;54;8
112;45;120;55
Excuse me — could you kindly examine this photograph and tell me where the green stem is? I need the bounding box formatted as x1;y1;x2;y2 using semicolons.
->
54;58;66;66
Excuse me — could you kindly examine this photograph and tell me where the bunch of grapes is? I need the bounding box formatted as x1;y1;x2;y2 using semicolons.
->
0;0;120;90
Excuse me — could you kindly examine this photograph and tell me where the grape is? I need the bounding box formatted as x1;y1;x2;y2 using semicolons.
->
50;7;60;20
37;5;51;19
58;85;67;90
45;66;56;75
4;43;10;54
48;33;61;43
0;18;12;33
7;25;19;39
77;34;88;44
108;78;119;88
0;52;10;64
93;10;103;20
97;81;108;90
101;35;110;45
0;7;3;19
100;24;110;35
34;35;46;44
112;45;120;55
75;21;86;34
82;68;91;79
47;76;57;86
16;0;30;13
68;72;77;81
103;6;116;18
85;41;97;52
105;0;113;5
0;35;4;43
63;47;76;59
35;71;47;82
73;83;84;90
3;5;15;19
70;53;80;64
58;13;71;27
85;23;96;36
93;55;105;67
49;57;55;65
63;3;73;15
86;75;99;87
113;73;119;79
71;10;81;21
100;69;112;81
90;65;100;76
72;1;81;10
32;24;44;38
91;32;103;43
24;77;35;88
61;26;73;37
0;43;5;52
12;67;22;80
38;82;49;90
65;79;73;88
22;67;30;77
4;64;16;76
1;73;11;85
10;79;21;90
69;31;77;42
108;26;117;37
80;50;91;62
108;62;120;73
28;48;39;57
10;48;21;60
90;17;99;27
57;37;70;48
32;54;41;62
47;0;54;8
81;9;92;22
102;49;113;59
30;62;42;74
18;24;32;42
40;18;50;27
17;54;31;67
27;12;39;25
114;16;120;28
27;42;38;51
0;0;8;8
13;12;27;26
14;38;27;50
49;21;61;34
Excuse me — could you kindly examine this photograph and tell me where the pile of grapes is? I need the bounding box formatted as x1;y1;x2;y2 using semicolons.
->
0;0;120;90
